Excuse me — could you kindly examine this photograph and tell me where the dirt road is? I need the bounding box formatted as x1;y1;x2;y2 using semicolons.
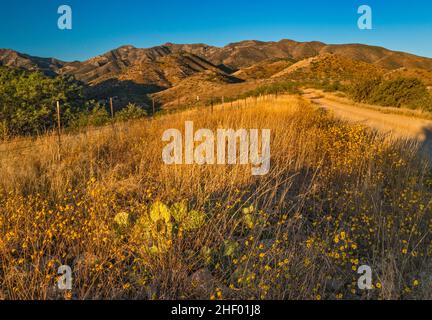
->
302;89;432;152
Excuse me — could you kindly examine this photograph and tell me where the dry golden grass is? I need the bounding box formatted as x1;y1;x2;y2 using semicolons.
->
1;95;432;300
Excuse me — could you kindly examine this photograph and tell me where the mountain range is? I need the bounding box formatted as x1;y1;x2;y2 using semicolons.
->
2;39;432;108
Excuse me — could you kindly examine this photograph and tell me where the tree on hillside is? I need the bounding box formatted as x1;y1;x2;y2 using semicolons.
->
0;67;83;136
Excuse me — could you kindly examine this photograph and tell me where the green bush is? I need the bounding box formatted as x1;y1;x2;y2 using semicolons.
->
72;103;110;128
115;103;147;121
322;80;345;92
0;67;83;136
349;78;382;103
349;77;432;111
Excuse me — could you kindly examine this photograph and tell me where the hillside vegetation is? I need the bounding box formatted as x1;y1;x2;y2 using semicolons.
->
3;54;432;140
3;39;432;111
0;67;83;136
270;54;432;112
0;67;149;138
349;77;432;111
1;96;432;300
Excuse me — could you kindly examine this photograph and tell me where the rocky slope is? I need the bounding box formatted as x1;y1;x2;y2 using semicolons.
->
2;39;432;108
3;39;432;84
0;49;65;77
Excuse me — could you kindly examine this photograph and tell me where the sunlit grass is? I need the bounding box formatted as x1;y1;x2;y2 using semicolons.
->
0;95;431;300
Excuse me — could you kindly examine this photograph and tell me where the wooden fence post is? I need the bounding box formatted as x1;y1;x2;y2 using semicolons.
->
56;101;62;161
110;97;114;118
2;119;6;142
110;97;117;133
1;105;6;142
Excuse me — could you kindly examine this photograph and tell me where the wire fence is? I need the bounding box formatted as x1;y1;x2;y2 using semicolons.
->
0;93;282;160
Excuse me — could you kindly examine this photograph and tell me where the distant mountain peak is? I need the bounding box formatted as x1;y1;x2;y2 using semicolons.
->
0;48;65;76
2;38;432;85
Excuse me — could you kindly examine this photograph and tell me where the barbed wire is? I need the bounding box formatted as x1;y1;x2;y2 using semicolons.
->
0;94;277;160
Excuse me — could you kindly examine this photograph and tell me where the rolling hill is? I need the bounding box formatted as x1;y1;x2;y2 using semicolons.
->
0;49;65;77
271;53;385;82
3;39;432;83
2;39;432;108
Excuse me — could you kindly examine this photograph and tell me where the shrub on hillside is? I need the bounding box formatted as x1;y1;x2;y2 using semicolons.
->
349;77;432;111
313;79;346;92
71;103;110;128
115;103;148;121
349;78;382;103
239;81;300;100
370;78;431;109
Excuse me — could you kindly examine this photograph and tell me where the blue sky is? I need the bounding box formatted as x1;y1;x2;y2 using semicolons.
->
0;0;431;61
